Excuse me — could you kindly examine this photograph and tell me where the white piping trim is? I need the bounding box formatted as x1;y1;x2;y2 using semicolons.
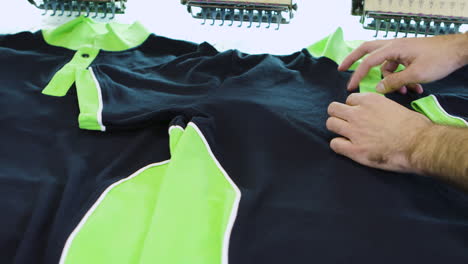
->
89;67;106;132
58;160;170;264
188;122;241;264
168;125;185;134
431;95;468;126
59;123;241;264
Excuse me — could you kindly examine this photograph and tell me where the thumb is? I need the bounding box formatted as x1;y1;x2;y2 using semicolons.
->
376;68;419;94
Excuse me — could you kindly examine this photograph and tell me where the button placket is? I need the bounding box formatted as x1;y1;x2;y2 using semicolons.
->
42;47;100;97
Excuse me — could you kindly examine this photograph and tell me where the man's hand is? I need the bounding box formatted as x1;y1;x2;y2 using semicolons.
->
326;93;432;173
327;93;468;191
338;33;468;94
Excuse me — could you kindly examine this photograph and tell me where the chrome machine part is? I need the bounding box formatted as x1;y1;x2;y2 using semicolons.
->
352;0;468;37
27;0;126;18
181;0;298;30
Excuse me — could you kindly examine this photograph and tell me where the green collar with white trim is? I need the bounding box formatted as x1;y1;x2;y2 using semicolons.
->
42;16;150;51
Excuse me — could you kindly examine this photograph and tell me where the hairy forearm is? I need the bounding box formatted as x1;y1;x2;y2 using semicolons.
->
408;125;468;191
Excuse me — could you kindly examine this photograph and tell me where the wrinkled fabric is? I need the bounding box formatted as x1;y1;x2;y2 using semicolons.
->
1;29;468;264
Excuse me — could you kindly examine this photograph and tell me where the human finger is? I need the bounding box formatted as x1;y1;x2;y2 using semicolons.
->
382;61;407;93
327;102;354;121
347;47;399;91
381;64;424;95
381;60;399;77
326;117;353;139
406;83;424;94
382;62;407;94
329;137;358;159
338;40;388;71
398;86;408;94
345;93;367;106
376;67;420;94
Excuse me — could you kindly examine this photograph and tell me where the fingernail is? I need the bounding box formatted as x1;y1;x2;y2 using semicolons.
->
376;83;385;93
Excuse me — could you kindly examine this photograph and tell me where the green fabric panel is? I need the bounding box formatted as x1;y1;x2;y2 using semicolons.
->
61;123;239;264
306;28;382;93
62;163;169;264
75;68;105;131
41;65;76;97
137;123;238;263
411;95;468;127
169;126;184;156
42;16;150;51
307;28;361;69
42;47;99;97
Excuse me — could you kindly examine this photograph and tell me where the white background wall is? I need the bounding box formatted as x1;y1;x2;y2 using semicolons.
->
1;1;390;54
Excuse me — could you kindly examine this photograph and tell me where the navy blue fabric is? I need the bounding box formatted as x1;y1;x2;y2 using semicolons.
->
436;94;468;121
1;30;468;264
387;65;468;121
91;39;468;264
0;32;172;264
428;65;468;123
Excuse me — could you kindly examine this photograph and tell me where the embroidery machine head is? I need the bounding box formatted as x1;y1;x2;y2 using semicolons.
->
352;0;468;38
180;0;298;30
28;0;297;30
27;0;126;19
27;0;467;35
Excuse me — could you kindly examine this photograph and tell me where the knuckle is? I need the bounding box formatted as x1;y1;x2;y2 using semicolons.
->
326;118;343;135
326;117;338;130
386;40;403;54
357;41;368;50
325;117;333;130
327;102;337;116
334;125;344;136
365;92;380;99
386;39;397;48
359;92;372;101
359;42;370;52
354;93;375;106
345;108;358;121
347;127;358;139
353;145;366;157
360;57;371;69
360;40;376;52
346;93;357;104
329;138;341;152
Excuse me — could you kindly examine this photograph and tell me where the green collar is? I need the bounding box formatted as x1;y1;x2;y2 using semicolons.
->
42;16;150;51
306;28;380;93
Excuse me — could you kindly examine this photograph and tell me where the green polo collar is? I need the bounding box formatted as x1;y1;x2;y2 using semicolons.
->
42;16;150;51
